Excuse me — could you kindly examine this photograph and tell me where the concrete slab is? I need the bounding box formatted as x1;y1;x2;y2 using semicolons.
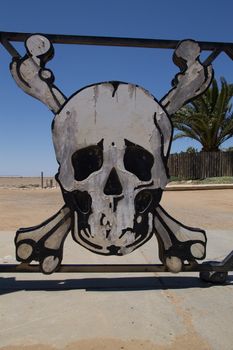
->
0;230;232;350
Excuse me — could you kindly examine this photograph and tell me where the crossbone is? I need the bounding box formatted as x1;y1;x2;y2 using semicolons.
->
11;35;212;274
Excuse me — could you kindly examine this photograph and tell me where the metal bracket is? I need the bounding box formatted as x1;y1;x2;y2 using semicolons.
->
0;35;20;58
203;48;222;66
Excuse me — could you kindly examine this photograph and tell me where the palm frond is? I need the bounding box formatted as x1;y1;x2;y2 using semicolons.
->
173;77;233;151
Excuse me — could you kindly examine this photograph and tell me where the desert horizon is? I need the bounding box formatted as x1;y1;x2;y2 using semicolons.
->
0;176;232;231
0;176;57;189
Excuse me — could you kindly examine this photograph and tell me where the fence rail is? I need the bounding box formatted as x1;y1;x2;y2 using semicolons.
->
168;152;233;179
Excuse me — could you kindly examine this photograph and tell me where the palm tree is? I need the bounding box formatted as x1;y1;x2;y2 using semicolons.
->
173;78;233;152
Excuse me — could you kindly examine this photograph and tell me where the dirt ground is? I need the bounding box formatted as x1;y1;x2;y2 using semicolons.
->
0;180;232;350
0;179;232;231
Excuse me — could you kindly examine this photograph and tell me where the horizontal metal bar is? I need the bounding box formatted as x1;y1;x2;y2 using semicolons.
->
1;31;233;52
0;263;232;273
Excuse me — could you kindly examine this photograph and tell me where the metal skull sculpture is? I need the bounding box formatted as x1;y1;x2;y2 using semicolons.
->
11;35;213;274
54;82;169;256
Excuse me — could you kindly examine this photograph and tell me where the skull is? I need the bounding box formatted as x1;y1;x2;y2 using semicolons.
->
11;36;210;273
52;82;172;255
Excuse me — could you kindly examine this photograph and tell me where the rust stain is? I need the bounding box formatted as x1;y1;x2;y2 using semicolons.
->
0;334;211;350
160;290;211;350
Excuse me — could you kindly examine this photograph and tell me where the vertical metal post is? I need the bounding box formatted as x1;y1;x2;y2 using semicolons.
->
41;171;44;189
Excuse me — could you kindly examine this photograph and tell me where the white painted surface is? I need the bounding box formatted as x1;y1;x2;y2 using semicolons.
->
53;83;170;191
53;82;171;254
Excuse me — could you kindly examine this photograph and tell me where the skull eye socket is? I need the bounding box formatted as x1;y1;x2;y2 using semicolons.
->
123;140;154;181
72;142;103;181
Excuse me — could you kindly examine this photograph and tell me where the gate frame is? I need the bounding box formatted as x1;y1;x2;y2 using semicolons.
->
0;31;233;283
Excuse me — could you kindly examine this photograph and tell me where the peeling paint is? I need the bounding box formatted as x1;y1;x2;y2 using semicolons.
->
54;82;169;255
11;35;212;271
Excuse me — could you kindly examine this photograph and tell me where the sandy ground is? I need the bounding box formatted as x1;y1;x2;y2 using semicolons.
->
0;186;232;231
0;179;233;350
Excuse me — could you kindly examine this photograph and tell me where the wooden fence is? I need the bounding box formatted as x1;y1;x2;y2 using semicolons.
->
167;152;233;179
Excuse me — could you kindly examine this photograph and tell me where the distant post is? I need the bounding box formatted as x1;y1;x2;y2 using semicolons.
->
41;171;44;189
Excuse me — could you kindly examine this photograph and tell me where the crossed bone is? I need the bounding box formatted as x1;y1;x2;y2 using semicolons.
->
11;35;212;274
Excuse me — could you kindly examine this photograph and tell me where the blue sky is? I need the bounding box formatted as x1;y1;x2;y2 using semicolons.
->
0;0;233;176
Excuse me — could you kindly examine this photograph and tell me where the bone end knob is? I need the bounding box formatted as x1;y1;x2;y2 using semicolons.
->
166;256;183;273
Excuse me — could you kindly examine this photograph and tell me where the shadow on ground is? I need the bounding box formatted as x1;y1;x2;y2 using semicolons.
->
0;275;232;295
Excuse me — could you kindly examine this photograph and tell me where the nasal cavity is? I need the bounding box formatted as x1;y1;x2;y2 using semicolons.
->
104;168;123;195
